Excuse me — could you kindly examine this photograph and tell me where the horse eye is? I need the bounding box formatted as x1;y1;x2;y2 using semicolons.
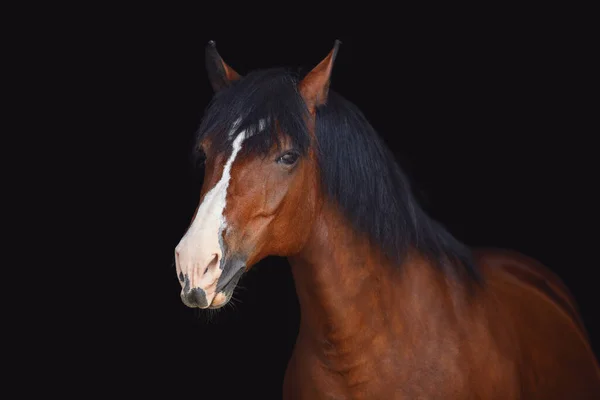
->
196;149;207;166
277;151;300;166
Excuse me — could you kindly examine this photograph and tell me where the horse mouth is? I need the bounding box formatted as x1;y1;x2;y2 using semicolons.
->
208;267;245;309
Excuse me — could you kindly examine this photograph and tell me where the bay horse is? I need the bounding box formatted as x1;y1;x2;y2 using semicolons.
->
174;40;600;399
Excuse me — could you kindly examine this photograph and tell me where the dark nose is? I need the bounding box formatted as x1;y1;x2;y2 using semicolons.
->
181;288;208;308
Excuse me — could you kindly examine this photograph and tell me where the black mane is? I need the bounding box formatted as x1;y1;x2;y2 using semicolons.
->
196;68;479;281
196;68;310;158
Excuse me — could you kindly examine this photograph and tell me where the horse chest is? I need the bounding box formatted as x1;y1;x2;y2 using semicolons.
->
283;336;470;399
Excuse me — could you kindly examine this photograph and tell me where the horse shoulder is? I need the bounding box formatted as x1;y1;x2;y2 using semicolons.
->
473;247;600;397
473;248;587;338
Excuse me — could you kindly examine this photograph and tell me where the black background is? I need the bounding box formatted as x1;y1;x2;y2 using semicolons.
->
43;4;597;399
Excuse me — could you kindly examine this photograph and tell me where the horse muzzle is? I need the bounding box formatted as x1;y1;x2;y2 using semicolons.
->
179;257;245;309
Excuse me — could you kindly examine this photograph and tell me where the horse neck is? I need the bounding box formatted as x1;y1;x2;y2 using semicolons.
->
287;201;456;349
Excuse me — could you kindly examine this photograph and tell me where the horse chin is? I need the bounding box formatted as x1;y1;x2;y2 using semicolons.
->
208;267;244;309
208;292;230;309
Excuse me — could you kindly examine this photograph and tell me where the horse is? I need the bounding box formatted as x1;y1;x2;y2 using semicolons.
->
174;40;600;399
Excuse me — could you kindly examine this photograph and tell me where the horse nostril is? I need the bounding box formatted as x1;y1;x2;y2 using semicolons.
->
204;254;219;275
175;248;182;274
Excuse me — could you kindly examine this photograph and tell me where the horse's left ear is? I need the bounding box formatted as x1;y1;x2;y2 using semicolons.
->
205;40;241;92
298;40;341;113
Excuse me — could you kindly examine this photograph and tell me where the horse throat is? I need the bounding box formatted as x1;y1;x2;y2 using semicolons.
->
287;202;401;370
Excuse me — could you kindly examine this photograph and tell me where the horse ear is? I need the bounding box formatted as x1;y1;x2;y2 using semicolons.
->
298;40;341;113
205;41;241;92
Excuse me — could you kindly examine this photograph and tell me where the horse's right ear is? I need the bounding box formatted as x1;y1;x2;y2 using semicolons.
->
205;41;241;93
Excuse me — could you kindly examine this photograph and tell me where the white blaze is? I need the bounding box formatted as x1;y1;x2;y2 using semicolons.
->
175;129;247;306
175;118;269;308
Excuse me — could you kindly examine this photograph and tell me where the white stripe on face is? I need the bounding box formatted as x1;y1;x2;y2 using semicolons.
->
227;117;269;139
175;129;247;307
175;118;271;308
